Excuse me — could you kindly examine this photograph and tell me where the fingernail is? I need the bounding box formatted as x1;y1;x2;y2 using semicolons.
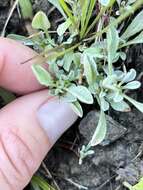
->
37;99;78;144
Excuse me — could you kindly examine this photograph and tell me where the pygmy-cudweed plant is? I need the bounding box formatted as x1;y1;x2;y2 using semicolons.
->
9;0;143;164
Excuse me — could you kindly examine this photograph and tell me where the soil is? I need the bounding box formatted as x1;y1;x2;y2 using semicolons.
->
0;1;143;190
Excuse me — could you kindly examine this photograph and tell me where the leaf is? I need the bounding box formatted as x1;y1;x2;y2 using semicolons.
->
67;70;75;81
80;0;96;37
123;31;143;46
67;85;94;104
47;0;67;18
99;91;109;111
111;100;131;112
63;51;74;72
119;52;127;61
31;175;55;190
107;26;119;74
70;101;83;117
19;0;33;19
62;93;77;102
32;11;50;32
102;75;117;90
121;10;143;40
113;92;124;102
122;69;136;83
32;65;53;87
84;47;104;59
7;34;34;46
123;81;141;90
99;0;110;6
90;111;107;146
49;62;60;77
80;0;90;29
100;98;110;111
124;95;143;113
82;54;94;85
59;0;75;25
114;70;124;80
31;182;41;190
57;18;72;36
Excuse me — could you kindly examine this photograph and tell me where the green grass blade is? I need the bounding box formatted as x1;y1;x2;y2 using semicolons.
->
31;176;55;190
80;0;90;31
84;0;116;37
59;0;75;25
1;0;19;37
84;6;106;38
80;0;96;38
19;0;33;19
47;0;67;18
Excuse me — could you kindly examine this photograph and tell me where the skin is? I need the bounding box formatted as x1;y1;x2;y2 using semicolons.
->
0;37;76;189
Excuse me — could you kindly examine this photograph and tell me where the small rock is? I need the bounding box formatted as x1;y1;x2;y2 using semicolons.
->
79;110;127;146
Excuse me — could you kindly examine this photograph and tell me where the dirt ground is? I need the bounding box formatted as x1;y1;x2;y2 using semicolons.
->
0;1;143;190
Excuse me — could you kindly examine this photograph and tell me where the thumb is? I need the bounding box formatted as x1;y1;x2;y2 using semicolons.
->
0;90;77;190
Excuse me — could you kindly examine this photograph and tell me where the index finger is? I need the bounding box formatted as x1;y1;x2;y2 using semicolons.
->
0;37;44;94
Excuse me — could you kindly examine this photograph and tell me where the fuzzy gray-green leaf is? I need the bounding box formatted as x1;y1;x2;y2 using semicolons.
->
90;111;107;146
100;98;109;111
107;26;119;74
123;81;141;90
57;18;72;36
82;54;94;85
70;101;83;117
32;65;53;87
67;85;94;104
124;95;143;113
121;10;143;40
62;93;77;102
122;69;136;83
99;0;110;6
48;0;67;18
111;100;131;112
32;11;50;31
63;51;74;72
123;31;143;46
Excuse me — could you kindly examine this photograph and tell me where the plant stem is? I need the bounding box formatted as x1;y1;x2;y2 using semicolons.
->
84;6;106;38
80;0;97;39
59;0;76;28
84;0;116;38
46;43;80;60
1;0;19;36
83;0;143;42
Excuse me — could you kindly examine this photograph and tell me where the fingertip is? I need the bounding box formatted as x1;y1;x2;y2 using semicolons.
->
0;37;43;94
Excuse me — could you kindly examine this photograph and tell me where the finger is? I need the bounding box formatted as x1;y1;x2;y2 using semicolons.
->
0;37;44;94
0;90;77;190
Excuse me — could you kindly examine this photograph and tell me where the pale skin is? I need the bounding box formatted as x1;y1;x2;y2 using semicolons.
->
0;37;77;189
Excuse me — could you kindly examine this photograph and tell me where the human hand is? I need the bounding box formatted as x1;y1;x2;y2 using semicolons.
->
0;38;77;190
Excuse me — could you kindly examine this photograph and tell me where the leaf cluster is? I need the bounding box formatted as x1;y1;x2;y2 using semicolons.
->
9;0;143;163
